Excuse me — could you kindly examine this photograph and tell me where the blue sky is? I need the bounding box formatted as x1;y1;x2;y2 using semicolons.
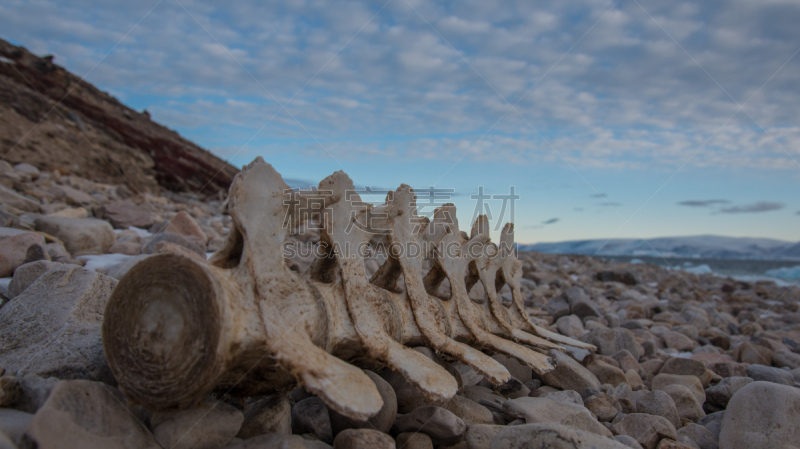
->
2;0;799;243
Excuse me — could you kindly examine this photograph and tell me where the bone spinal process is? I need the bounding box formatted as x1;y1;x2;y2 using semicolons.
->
102;157;596;420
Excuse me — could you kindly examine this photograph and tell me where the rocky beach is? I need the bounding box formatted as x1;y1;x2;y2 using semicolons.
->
0;158;798;449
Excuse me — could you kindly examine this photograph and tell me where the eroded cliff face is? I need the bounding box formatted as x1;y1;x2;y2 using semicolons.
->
0;38;238;197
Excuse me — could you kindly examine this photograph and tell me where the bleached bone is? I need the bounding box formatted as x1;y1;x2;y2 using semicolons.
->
102;157;595;420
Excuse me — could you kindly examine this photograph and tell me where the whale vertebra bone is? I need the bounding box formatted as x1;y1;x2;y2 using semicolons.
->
102;157;594;420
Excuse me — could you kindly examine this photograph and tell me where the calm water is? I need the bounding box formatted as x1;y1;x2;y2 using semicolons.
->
595;255;800;279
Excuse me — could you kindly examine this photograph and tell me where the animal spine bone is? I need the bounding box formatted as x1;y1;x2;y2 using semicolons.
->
102;157;595;420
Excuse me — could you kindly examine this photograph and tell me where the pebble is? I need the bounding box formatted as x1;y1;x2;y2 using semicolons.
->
745;363;795;386
392;406;465;446
541;349;601;392
330;371;397;434
611;413;678;449
333;428;394;449
502;396;612;436
238;395;292;439
292;397;334;444
151;398;243;449
491;423;630;449
635;390;681;429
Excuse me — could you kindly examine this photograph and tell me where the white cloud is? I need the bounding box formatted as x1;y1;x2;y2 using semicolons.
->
1;0;799;170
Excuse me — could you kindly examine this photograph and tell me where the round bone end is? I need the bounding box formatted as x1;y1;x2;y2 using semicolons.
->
103;253;223;411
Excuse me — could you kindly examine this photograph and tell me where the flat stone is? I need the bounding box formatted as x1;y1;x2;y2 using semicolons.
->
745;364;794;385
94;200;154;229
161;210;207;242
697;412;724;440
705;377;752;409
635;390;681;429
395;432;432;449
392;406;465;446
25;380;161;449
661;384;705;422
491;422;630;449
502;396;612;437
0;185;41;213
292;397;333;444
652;374;705;405
238;395;292;439
541;349;601;393
611;413;678;449
465;424;504;449
333;428;394;449
584;391;622;422
676;424;718;449
659;358;705;378
0;265;116;381
581;328;641;359
588;360;629;387
6;260;61;298
0;408;32;443
491;354;531;383
556;314;585;339
34;216;115;256
151;398;243;449
0;232;48;277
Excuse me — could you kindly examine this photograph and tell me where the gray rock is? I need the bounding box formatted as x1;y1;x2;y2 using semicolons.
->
441;394;493;428
541;349;601;392
330;371;396;434
615;435;645;449
659;358;705;378
0;232;49;277
661;331;698;352
465;424;504;449
546;295;570;320
652;374;705;405
142;232;206;257
463;385;506;408
332;429;394;449
94;200;154;229
13;375;58;413
564;286;601;319
662;384;705;422
502;396;612;437
6;260;61;299
395;432;432;449
697;412;724;439
0;431;15;449
292;397;333;444
745;364;795;386
490;423;630;449
556;314;585;339
584;391;622;422
540;389;583;407
25;380;161;449
224;434;331;448
34;216;115;256
610;413;677;449
392;406;465;446
491;354;532;383
773;350;800;369
0;408;32;444
0;265;116;382
151;398;243;449
0;185;40;213
237;395;292;439
588;360;629;387
719;381;800;449
581;328;641;359
635;390;681;429
677;424;718;449
704;377;752;409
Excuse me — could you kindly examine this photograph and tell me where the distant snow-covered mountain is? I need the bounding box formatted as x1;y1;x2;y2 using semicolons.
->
518;235;800;260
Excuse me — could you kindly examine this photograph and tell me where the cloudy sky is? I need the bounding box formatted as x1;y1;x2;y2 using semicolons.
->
3;0;799;243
